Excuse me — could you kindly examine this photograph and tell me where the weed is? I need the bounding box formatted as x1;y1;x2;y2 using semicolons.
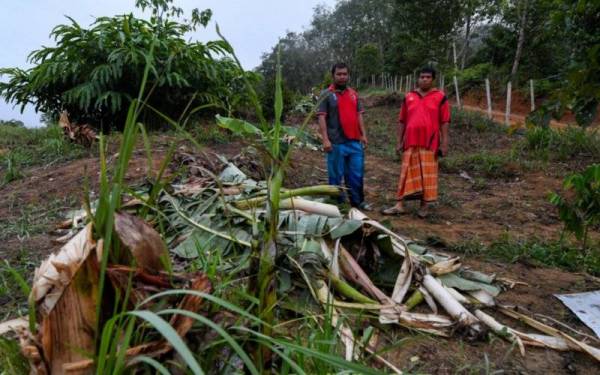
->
451;236;600;276
0;196;78;241
519;126;600;162
0;337;29;375
0;253;35;321
1;153;22;185
440;151;520;179
451;108;502;134
0;124;90;184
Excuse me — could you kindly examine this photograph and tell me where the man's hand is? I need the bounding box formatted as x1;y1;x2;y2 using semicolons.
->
323;139;333;153
360;136;368;149
440;142;448;157
395;141;403;156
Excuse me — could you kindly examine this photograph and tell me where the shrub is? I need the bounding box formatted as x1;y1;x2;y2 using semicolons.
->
450;108;499;133
550;163;600;249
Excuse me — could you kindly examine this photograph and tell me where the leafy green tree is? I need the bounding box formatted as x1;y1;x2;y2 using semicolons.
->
0;0;249;129
546;0;600;127
355;43;383;84
387;0;462;73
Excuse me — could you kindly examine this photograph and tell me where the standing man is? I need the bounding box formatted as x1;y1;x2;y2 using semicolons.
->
383;67;450;217
317;62;371;210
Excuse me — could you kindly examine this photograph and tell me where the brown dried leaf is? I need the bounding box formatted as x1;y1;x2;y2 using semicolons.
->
169;273;212;336
114;212;169;273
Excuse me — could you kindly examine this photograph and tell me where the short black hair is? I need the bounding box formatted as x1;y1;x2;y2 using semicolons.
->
419;66;436;79
331;62;349;75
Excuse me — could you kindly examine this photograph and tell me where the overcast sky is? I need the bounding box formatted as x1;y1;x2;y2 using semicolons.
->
0;0;335;127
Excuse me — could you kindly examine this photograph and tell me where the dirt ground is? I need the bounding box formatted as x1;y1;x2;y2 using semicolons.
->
1;100;599;373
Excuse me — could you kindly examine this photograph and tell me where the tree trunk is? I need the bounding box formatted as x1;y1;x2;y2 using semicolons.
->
459;15;472;71
510;0;529;82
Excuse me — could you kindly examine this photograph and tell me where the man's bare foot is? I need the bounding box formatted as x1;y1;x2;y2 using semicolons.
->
382;203;406;216
417;203;432;218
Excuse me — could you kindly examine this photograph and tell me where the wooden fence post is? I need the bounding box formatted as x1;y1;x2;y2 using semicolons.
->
453;75;461;108
505;81;512;127
530;79;535;112
485;78;493;120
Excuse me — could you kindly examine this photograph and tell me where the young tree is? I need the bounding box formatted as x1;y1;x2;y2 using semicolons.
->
0;0;247;129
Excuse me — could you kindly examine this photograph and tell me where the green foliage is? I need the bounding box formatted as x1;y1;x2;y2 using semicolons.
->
0;337;29;375
450;107;500;133
440;152;520;179
519;126;600;161
0;119;25;127
545;0;600;127
550;164;600;248
355;43;383;80
455;63;493;90
0;124;89;185
451;236;600;276
388;0;462;71
0;2;252;129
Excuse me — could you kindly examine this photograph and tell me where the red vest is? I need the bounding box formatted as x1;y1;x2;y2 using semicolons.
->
328;85;362;140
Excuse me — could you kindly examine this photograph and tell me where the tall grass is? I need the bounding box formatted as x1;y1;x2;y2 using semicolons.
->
519;126;600;162
451;236;600;276
0;124;89;185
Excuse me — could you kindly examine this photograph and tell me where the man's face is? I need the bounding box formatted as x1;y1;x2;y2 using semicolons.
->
333;68;349;86
418;73;433;91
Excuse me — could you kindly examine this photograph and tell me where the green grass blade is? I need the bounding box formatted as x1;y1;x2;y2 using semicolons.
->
137;123;153;178
236;327;384;375
158;308;259;375
138;290;267;328
131;355;171;375
127;310;204;375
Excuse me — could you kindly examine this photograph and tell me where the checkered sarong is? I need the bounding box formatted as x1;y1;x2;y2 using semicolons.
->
397;147;438;202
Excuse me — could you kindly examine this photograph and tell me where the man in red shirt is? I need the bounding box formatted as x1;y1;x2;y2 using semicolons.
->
317;63;370;209
383;67;450;217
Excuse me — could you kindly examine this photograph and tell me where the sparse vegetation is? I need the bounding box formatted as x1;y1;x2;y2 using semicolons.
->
451;236;600;276
0;124;89;185
519;126;600;162
440;151;520;179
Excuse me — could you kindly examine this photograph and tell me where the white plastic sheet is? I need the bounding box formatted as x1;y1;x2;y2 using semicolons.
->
555;290;600;338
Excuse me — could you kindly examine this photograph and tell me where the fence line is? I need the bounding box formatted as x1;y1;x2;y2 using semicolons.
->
354;71;544;127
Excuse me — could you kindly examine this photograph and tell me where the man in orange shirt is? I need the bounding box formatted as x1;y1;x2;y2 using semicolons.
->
383;67;450;217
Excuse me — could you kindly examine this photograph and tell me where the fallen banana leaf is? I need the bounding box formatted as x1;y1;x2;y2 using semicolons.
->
429;257;461;275
390;249;413;304
438;273;501;297
31;224;95;315
498;306;600;362
0;317;29;336
114;212;171;273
